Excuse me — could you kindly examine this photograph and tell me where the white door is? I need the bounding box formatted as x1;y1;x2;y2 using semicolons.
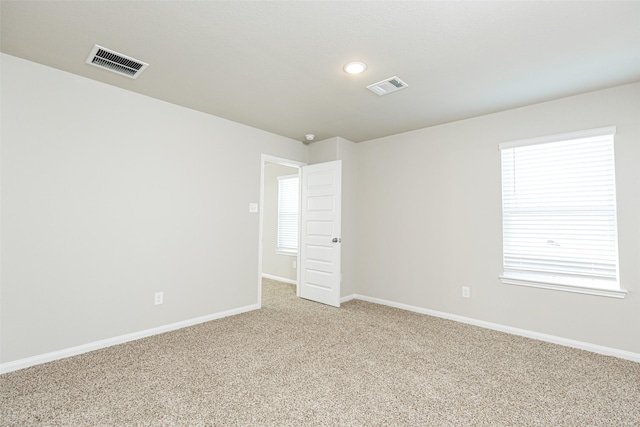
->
298;160;342;307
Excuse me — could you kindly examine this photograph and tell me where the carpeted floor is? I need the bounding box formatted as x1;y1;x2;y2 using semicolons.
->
1;278;639;426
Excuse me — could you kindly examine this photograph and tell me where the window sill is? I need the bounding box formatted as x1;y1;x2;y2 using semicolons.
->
276;249;297;257
500;274;627;299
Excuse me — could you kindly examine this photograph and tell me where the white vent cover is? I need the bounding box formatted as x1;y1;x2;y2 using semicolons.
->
367;76;409;96
85;45;149;79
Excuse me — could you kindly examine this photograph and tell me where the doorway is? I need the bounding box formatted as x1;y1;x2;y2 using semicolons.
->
258;155;305;306
258;155;343;308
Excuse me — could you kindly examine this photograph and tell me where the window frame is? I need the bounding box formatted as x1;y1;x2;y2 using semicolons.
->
498;127;627;299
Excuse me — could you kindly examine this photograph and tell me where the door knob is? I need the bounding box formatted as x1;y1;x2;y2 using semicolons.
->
332;238;341;243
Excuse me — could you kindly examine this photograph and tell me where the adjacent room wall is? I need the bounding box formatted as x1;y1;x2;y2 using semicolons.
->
355;82;640;354
262;162;298;283
0;54;306;363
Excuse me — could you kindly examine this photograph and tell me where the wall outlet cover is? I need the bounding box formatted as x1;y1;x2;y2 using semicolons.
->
154;292;164;305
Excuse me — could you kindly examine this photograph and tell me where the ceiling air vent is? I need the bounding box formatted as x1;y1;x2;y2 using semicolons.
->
367;76;409;96
85;45;149;79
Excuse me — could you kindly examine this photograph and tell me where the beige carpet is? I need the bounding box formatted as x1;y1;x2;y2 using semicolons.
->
1;279;639;426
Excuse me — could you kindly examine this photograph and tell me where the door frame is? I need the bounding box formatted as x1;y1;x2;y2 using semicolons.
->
258;154;306;307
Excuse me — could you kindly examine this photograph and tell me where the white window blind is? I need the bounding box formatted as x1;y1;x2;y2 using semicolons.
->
499;127;621;294
277;175;299;253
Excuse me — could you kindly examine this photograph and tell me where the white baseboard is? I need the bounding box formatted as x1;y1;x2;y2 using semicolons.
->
0;303;260;375
341;294;356;303
262;273;297;286
352;294;640;363
5;294;637;374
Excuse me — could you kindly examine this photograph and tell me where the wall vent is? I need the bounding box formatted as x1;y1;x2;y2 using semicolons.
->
85;45;149;79
367;76;409;96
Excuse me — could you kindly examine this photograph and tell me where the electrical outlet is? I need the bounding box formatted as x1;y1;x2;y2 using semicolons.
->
462;287;471;298
154;292;164;305
292;260;297;269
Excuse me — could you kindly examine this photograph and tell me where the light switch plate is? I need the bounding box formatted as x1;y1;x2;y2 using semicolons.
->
249;203;258;213
462;287;470;298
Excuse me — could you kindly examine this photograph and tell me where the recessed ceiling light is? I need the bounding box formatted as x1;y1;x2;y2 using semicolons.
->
343;62;367;75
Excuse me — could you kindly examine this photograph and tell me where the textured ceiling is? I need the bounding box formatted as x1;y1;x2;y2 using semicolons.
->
2;1;639;143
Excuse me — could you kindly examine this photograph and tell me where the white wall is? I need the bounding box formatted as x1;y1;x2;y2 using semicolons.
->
308;138;338;164
336;137;358;300
262;162;298;282
3;52;637;366
355;82;640;354
0;54;306;363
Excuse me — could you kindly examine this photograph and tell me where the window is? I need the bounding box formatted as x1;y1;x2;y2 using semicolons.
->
277;174;299;254
499;127;625;298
